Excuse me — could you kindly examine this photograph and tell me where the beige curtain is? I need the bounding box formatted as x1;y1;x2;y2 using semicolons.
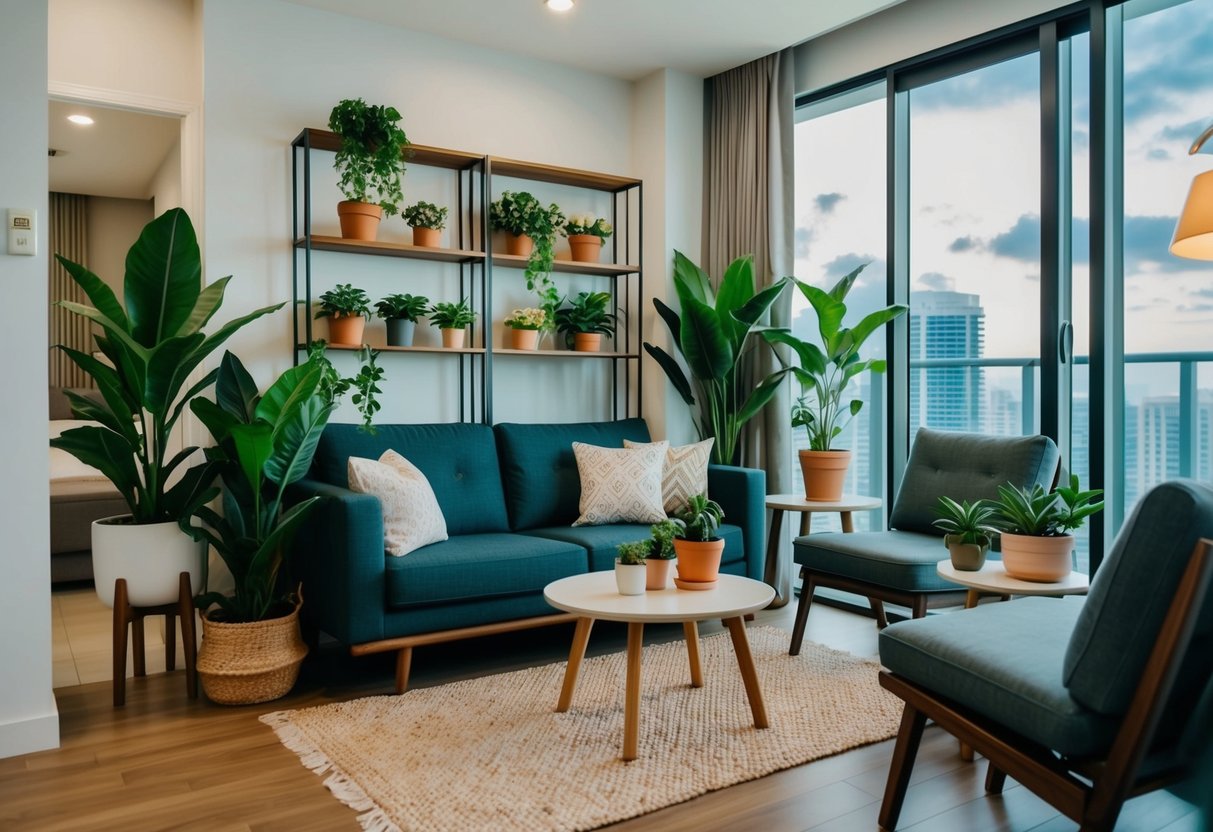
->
49;192;92;388
704;50;796;603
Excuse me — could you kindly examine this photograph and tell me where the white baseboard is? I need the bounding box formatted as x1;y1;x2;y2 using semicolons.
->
0;705;60;759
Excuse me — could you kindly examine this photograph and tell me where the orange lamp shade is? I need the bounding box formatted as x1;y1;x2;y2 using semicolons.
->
1171;170;1213;260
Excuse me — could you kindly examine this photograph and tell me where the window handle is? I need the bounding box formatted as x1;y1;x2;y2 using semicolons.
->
1059;320;1074;364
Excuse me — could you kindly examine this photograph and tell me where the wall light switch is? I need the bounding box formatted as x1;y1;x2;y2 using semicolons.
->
7;209;36;256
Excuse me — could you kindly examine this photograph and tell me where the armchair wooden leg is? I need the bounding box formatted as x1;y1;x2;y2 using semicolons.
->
878;703;927;831
870;597;890;629
911;594;928;619
985;762;1007;794
789;570;815;656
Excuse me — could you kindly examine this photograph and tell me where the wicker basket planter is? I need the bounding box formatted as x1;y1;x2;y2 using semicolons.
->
197;602;308;705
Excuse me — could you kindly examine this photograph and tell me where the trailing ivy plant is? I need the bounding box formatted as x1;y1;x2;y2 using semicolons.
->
328;98;410;216
490;191;565;328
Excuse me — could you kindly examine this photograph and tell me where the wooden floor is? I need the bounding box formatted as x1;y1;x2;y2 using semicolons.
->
1;599;1200;832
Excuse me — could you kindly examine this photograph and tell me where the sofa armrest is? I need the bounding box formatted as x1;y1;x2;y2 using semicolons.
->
285;478;386;645
708;464;766;581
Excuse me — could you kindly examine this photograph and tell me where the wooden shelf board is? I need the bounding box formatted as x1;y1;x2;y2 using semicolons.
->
294;128;483;170
305;343;486;355
297;236;485;263
489;156;640;192
493;349;639;359
491;253;639;277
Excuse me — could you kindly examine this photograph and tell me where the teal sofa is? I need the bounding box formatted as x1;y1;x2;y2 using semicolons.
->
286;418;765;690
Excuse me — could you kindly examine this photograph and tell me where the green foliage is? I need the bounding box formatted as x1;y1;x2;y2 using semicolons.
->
374;293;429;321
643;250;792;465
503;307;546;330
315;283;371;319
328;98;409;216
673;493;725;542
48;208;281;526
302;341;383;433
649;519;679;559
555;291;617;346
985;475;1104;537
490;191;565;326
401;200;448;230
932;496;996;546
562;213;612;241
616;540;651;566
429;298;476;329
766;264;907;451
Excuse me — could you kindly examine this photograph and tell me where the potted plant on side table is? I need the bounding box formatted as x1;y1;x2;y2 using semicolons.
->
615;541;649;596
986;475;1103;582
562;213;613;263
328;97;409;241
672;493;726;588
402;200;448;248
932;497;997;571
429;298;476;348
503;307;546;350
555;291;617;352
375;292;429;347
315;283;371;346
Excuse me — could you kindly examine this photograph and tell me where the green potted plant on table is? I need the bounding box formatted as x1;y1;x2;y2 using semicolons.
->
375;292;429;347
401;200;448;248
315;283;371;346
765;263;907;502
615;540;650;596
562;212;613;263
328;98;409;241
555;291;617;352
49;208;281;609
490;191;565;327
671;493;726;587
932;497;998;571
503;307;546;350
646;519;679;590
428;298;477;349
644;250;791;465
984;475;1103;582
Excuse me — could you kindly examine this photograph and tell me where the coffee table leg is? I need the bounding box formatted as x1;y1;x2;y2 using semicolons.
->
624;621;644;761
683;621;703;688
725;617;769;729
556;617;594;712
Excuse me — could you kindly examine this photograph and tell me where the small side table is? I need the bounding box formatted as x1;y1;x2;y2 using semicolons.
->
764;494;883;607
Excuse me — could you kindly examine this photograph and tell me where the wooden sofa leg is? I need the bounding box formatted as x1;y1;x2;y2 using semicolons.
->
985;762;1007;794
395;647;413;694
878;703;928;831
870;597;890;629
789;570;815;656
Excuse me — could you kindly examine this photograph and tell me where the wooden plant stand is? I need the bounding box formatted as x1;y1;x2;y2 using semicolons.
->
112;572;198;706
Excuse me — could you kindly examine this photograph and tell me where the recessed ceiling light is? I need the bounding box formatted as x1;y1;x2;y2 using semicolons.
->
67;114;94;126
546;0;574;11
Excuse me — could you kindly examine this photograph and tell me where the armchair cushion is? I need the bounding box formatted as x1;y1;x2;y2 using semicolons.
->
794;530;959;593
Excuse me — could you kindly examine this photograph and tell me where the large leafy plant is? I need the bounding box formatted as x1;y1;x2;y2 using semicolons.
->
767;264;907;451
49;208;281;526
986;475;1104;537
328;98;409;216
644;250;791;465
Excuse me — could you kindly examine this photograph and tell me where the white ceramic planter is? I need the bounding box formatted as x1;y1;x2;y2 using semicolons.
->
614;561;647;596
92;516;205;608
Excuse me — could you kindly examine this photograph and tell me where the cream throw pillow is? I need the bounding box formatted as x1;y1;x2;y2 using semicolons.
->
572;441;668;526
348;450;448;556
624;437;714;514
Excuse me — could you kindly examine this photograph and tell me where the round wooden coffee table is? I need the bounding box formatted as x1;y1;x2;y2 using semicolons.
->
936;560;1090;609
544;572;775;761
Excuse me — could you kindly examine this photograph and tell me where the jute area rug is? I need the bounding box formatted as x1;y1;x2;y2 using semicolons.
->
262;626;902;832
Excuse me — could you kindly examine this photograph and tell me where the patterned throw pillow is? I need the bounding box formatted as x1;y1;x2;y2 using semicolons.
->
624;437;714;514
348;450;448;556
572;441;668;526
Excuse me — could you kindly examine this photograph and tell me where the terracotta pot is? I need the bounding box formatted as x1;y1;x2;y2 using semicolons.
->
945;535;990;571
798;449;852;502
645;558;674;590
441;327;466;349
505;233;534;257
1001;532;1074;582
674;538;725;583
508;327;539;350
615;561;647;596
385;318;416;347
196;601;308;705
573;332;602;352
567;234;602;263
327;314;366;347
336;200;382;241
92;517;205;608
412;226;441;247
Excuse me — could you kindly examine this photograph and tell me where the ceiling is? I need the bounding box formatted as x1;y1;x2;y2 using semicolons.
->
48;100;180;200
284;0;905;80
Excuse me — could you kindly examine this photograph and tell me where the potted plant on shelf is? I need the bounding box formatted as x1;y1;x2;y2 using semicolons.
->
428;298;476;348
503;307;546;350
671;493;726;587
562;213;613;263
315;283;371;346
49;208;282;609
490;191;565;328
375;292;429;347
328;98;409;241
401;200;448;248
615;541;650;596
984;475;1103;582
932;497;997;571
646;519;679;590
644;250;792;465
555;290;617;352
765;263;907;502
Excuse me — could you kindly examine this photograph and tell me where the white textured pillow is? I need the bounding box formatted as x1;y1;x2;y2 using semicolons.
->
572;441;668;527
624;437;714;514
348;450;448;557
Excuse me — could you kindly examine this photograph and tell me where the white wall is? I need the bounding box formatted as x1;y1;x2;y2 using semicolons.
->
796;0;1073;94
0;0;57;759
86;196;154;296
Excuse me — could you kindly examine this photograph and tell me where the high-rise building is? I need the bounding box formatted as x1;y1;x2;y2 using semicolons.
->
1133;392;1213;500
909;290;985;433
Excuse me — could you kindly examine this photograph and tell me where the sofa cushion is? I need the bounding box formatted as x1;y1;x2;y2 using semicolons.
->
1063;479;1213;716
348;451;448;557
313;423;509;535
385;533;589;609
890;428;1059;535
525;523;747;573
572;441;667;526
494;419;651;530
624;437;714;514
880;597;1118;757
794;530;962;592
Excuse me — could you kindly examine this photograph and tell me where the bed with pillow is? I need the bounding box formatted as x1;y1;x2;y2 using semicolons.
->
49;387;127;583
